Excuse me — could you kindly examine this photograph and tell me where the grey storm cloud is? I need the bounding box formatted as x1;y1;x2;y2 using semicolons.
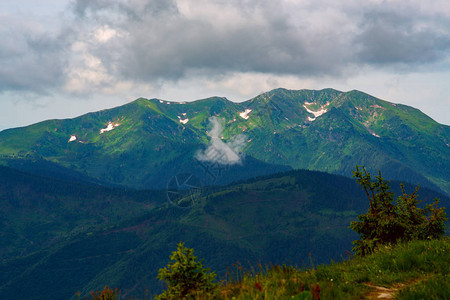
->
71;0;450;83
72;0;353;81
73;0;178;18
0;0;449;94
355;7;450;66
0;15;70;93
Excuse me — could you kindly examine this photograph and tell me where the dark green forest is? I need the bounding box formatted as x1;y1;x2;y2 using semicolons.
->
0;165;448;299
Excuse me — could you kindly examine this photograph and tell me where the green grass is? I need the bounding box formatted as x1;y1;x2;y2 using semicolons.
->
396;274;450;300
218;237;449;299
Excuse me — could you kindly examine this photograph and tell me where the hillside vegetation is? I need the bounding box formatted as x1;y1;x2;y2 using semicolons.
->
216;237;449;299
1;88;449;194
82;238;450;299
0;167;448;299
151;167;448;299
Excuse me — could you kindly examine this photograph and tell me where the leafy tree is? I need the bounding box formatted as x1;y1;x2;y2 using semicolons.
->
155;242;218;299
350;166;447;255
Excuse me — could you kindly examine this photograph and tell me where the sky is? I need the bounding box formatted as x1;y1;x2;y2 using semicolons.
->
1;0;450;131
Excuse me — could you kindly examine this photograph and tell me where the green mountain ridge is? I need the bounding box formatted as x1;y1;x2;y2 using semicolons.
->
0;88;449;194
0;87;448;299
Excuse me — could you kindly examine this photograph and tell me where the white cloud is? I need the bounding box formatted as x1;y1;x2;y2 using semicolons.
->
196;117;246;165
94;26;117;43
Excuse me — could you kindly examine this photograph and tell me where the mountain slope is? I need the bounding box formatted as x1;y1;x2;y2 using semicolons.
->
219;237;450;299
0;165;164;260
0;167;448;299
240;89;449;193
0;88;448;193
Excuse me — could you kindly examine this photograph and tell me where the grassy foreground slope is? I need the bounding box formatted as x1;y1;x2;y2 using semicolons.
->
218;237;449;299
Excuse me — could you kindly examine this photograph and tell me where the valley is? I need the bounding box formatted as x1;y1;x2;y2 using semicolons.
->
0;88;449;298
0;165;448;299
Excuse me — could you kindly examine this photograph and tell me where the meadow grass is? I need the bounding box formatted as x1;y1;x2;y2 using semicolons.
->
84;238;448;299
396;274;449;300
218;237;449;299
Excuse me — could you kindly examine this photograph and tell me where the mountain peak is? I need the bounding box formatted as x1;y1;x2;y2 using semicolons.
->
0;87;448;194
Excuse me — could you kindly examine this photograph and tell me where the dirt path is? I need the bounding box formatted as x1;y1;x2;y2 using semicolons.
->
365;283;401;299
365;277;424;299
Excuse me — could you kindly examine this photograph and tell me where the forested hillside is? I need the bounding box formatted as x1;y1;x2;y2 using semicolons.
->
0;167;447;299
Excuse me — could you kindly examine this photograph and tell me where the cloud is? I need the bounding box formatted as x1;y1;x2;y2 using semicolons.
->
70;0;353;83
65;0;450;89
0;0;449;98
196;117;246;165
0;14;70;93
355;5;450;67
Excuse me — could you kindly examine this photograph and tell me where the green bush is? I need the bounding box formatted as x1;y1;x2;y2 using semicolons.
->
350;166;447;255
155;242;218;299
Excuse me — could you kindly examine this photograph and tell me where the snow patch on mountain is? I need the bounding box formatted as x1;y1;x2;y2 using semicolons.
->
239;109;252;120
100;122;120;134
178;116;189;124
303;105;328;118
303;102;330;122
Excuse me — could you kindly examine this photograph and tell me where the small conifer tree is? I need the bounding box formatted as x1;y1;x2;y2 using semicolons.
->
155;242;218;299
350;166;447;255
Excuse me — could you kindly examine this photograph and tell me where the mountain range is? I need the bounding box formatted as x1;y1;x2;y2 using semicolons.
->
0;88;449;194
0;88;449;298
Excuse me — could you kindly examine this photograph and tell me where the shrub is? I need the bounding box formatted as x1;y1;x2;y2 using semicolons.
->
155;242;218;299
89;286;119;300
350;166;447;256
